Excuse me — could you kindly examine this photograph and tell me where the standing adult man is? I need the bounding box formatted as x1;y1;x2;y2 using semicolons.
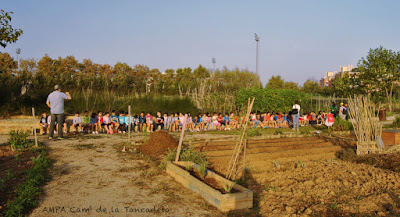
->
46;85;71;139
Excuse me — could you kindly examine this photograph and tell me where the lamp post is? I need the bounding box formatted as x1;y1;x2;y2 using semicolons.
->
254;33;259;76
16;48;21;71
212;57;216;72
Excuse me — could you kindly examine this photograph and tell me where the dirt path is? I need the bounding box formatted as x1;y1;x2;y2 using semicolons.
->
29;134;223;217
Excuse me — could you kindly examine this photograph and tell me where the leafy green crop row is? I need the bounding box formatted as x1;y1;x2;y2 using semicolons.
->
4;149;51;217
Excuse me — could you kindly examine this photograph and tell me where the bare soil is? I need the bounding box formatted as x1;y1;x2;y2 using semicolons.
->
191;135;400;216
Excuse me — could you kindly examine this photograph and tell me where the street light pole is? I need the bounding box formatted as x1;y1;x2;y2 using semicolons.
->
212;57;216;72
254;33;259;76
16;48;21;71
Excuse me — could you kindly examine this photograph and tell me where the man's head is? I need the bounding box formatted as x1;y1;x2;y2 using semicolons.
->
54;85;61;91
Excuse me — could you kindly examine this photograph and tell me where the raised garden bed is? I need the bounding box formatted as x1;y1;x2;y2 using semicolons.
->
382;130;400;146
166;161;253;212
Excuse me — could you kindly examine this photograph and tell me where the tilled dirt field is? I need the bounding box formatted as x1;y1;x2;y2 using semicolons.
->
191;136;400;216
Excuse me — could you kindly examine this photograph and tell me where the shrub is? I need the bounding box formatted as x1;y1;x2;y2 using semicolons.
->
274;129;283;135
392;117;400;129
8;130;32;150
332;117;353;131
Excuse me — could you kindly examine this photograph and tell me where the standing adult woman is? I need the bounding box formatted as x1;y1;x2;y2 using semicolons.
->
292;100;301;131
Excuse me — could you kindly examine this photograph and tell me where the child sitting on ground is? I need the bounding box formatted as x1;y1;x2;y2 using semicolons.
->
39;112;49;135
81;111;90;133
102;112;113;134
110;110;119;133
118;111;126;133
90;112;98;134
146;112;153;132
139;112;146;132
72;111;82;134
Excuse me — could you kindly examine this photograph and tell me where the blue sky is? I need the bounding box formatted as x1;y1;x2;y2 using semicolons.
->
2;0;400;85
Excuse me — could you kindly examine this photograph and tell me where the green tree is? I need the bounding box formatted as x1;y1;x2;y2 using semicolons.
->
283;81;299;90
330;72;360;97
0;10;23;48
356;46;400;111
302;79;321;94
265;75;284;89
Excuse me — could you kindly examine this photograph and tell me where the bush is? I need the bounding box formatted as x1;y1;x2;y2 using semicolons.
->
392;117;400;129
236;87;312;112
332;117;353;131
160;148;209;170
8;130;33;150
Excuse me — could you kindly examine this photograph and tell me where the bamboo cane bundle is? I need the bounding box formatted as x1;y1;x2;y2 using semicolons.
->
347;95;382;154
226;97;255;180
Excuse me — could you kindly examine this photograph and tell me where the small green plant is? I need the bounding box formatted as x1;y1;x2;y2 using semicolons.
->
222;182;234;193
264;183;276;191
274;129;283;135
185;163;193;171
234;178;248;187
198;162;207;180
247;128;262;137
8;130;32;150
4;169;14;181
14;154;22;164
160;148;209;170
0;179;5;191
273;160;280;169
295;161;305;168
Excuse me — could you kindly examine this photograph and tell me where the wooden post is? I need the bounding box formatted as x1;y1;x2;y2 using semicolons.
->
242;139;247;179
175;114;187;162
32;107;38;147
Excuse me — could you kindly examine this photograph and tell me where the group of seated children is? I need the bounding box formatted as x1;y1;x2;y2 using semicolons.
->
38;109;336;135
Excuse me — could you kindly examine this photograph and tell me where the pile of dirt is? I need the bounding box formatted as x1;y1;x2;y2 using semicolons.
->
138;131;179;157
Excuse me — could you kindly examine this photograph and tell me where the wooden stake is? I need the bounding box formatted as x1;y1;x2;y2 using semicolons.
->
175;114;187;162
125;105;131;151
32;107;38;147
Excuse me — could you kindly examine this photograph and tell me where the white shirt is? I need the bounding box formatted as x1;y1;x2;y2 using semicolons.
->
292;104;301;113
